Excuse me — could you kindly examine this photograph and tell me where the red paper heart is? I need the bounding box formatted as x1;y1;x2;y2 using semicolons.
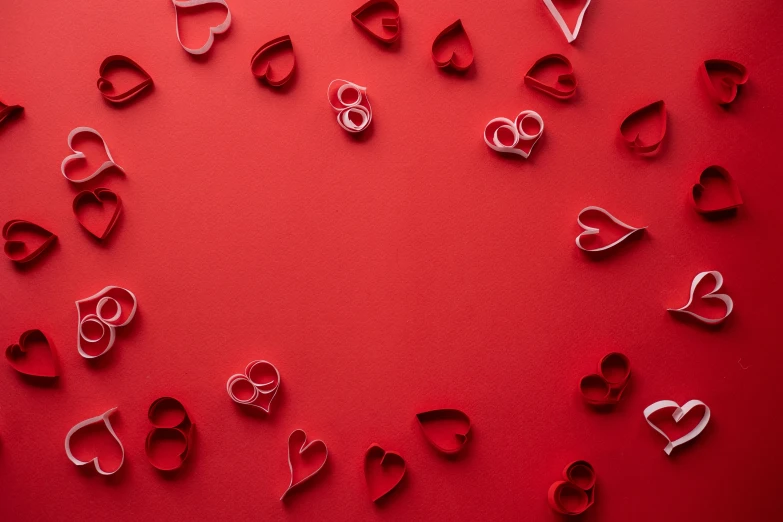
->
281;429;328;500
3;220;57;264
701;59;748;105
72;188;123;241
524;54;577;99
145;397;194;472
416;408;471;454
579;352;631;406
620;100;667;155
6;329;59;378
691;165;743;215
0;99;24;128
364;444;406;502
548;460;596;515
251;36;296;87
351;0;400;44
431;20;474;72
97;55;153;104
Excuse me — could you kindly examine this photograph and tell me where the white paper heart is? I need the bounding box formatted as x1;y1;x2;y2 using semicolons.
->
484;110;544;159
60;127;124;183
575;206;646;252
327;79;373;133
76;286;138;359
226;360;281;413
542;0;591;43
173;0;232;55
64;407;125;475
644;400;710;455
667;271;733;325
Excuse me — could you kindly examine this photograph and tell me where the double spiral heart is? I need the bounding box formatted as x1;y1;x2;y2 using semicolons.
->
327;80;373;133
75;286;138;359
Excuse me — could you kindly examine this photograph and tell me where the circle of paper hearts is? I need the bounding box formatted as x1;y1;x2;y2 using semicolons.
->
172;0;232;55
575;206;647;252
327;79;373;133
64;407;124;475
483;111;544;158
667;270;733;325
643;399;711;455
61;127;124;184
226;360;281;413
75;286;138;359
280;429;328;501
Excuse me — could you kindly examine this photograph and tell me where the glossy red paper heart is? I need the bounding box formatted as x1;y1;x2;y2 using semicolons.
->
351;0;400;44
97;55;153;104
281;429;328;500
251;36;296;87
579;353;631;405
547;460;596;515
416;408;471;454
620;100;667;155
364;444;406;502
524;54;577;99
2;220;57;264
431;20;474;72
72;188;122;241
145;397;194;471
6;329;59;378
701;59;748;105
691;165;743;215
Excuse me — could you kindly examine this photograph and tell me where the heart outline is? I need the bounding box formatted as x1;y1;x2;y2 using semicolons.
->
644;399;711;455
61;127;124;184
145;397;194;471
579;352;631;406
351;0;401;44
619;100;667;155
64;407;125;475
280;429;328;501
691;165;743;215
575;206;646;252
6;329;60;378
72;188;123;241
416;408;471;454
75;286;138;359
226;360;281;413
431;19;474;72
524;54;577;99
484;110;544;159
251;35;296;87
364;443;406;502
3;220;57;264
667;270;733;325
542;0;592;43
547;460;596;515
172;0;232;56
701;59;748;105
97;55;154;104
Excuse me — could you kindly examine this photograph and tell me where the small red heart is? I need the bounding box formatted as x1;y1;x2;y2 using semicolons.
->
364;444;406;502
72;188;123;241
3;220;57;264
701;59;748;105
6;329;59;378
548;461;596;515
97;55;153;104
692;165;743;215
416;408;471;454
0;99;24;128
251;36;296;87
431;19;474;72
579;352;631;406
281;429;328;500
351;0;400;44
524;54;577;99
620;100;667;155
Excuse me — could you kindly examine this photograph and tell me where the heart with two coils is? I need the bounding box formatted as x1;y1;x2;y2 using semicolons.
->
620;100;667;156
226;360;281;413
547;460;596;515
364;444;406;502
2;220;57;264
5;329;59;379
145;397;194;471
72;188;123;241
524;54;577;99
691;165;743;216
351;0;400;44
701;59;748;106
431;19;474;72
251;35;296;87
579;353;631;406
97;55;153;104
416;408;471;455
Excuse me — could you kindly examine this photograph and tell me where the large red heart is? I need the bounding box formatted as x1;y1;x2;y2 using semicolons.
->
431;20;474;72
701;59;748;105
351;0;400;44
6;329;59;378
364;444;406;502
281;429;328;500
691;165;743;215
416;408;471;454
72;188;123;241
251;36;296;87
524;54;577;99
619;100;667;155
97;55;154;104
2;219;57;264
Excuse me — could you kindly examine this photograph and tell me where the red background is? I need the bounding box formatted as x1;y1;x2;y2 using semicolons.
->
1;0;782;520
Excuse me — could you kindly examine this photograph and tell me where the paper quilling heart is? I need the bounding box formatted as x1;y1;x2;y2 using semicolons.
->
0;99;23;128
145;397;194;471
644;400;710;455
172;0;232;55
620;100;667;155
61;127;124;183
667;270;732;325
327;79;373;133
6;329;59;378
97;55;153;104
431;19;474;72
547;460;596;515
64;407;124;475
280;429;328;500
484;111;544;159
575;206;646;252
3;220;57;264
75;286;138;359
542;0;592;43
251;36;296;87
691;165;743;215
701;59;748;105
352;0;401;44
226;360;281;413
524;54;577;99
73;188;123;241
364;444;406;502
579;352;630;406
416;408;471;454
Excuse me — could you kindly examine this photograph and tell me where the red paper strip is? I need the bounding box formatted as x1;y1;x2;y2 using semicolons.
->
3;220;57;264
692;165;743;215
579;353;630;406
524;54;577;99
431;19;474;72
0;99;23;128
97;55;153;104
351;0;401;44
364;444;406;502
6;329;59;378
280;429;328;501
416;408;471;454
251;36;296;87
72;188;123;241
620;100;667;155
145;397;194;471
701;59;748;105
547;460;596;515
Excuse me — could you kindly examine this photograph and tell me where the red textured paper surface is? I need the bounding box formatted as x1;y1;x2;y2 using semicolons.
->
1;0;782;520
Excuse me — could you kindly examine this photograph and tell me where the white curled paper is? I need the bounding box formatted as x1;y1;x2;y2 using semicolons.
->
644;400;710;455
575;206;646;252
667;271;733;324
226;360;281;413
327;79;373;133
172;0;232;55
75;286;138;359
542;0;591;43
61;127;124;183
484;111;544;158
64;407;125;475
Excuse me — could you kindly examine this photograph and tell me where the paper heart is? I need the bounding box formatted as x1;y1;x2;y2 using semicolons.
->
172;0;232;55
251;36;296;87
76;286;138;359
484;110;544;159
667;271;732;325
0;99;23;128
327;79;373;133
431;19;474;72
644;400;710;455
579;352;631;406
6;329;59;378
64;407;125;475
542;0;592;43
352;0;400;44
60;127;124;184
701;60;748;105
281;429;328;500
226;360;281;413
96;55;153;104
620;100;667;155
691;165;743;215
72;188;123;241
524;54;577;99
3;220;57;264
145;397;194;471
547;460;596;515
575;206;646;252
364;444;406;502
416;409;471;454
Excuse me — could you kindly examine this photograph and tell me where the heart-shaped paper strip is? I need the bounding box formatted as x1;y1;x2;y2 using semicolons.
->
6;329;59;378
691;166;743;215
172;0;232;55
281;429;328;501
61;127;124;183
667;271;733;325
542;0;591;43
575;206;646;252
579;352;630;406
484;111;544;159
620;100;667;155
226;360;281;413
75;286;138;359
145;397;194;471
352;0;400;44
644;400;710;455
97;55;153;104
416;408;471;454
73;188;123;241
3;220;57;264
701;60;748;105
364;444;406;502
547;460;596;515
327;79;373;133
251;36;296;87
0;100;23;128
431;19;474;72
524;54;577;99
64;407;124;475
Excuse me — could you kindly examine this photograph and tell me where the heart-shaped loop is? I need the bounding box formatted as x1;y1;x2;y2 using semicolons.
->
172;0;232;55
352;0;400;44
61;127;124;183
64;407;125;475
575;206;646;252
3;220;57;264
226;360;281;413
251;36;296;87
76;286;138;359
364;443;406;502
644;400;711;455
542;0;592;43
72;188;123;241
484;110;544;159
547;460;596;515
327;79;373;133
691;166;743;215
667;271;733;325
524;54;577;99
6;329;59;378
701;60;748;105
620;100;667;155
431;19;474;72
416;408;471;454
145;397;194;471
97;55;153;104
0;99;23;128
280;429;328;501
579;353;631;406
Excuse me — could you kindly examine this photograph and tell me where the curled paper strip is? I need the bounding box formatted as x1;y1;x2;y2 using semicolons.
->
251;36;296;87
524;54;577;99
172;0;232;55
6;329;59;378
61;127;124;184
3;220;57;264
75;286;138;359
431;19;474;72
65;407;124;475
484;111;544;159
352;0;401;44
416;408;471;454
542;0;591;43
226;360;281;413
73;188;123;241
97;55;153;104
701;60;748;105
644;400;710;455
691;166;743;215
327;80;373;133
0;100;23;128
579;353;630;406
620;100;667;155
575;206;646;252
281;429;328;501
145;397;194;471
667;271;733;325
547;460;596;515
365;443;406;502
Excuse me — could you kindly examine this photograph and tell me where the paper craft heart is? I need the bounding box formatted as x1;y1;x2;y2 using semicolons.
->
0;99;23;127
281;429;328;500
542;0;592;43
431;19;474;72
97;55;153;104
61;127;124;183
575;206;646;252
72;188;122;241
327;79;373;133
65;407;125;475
3;220;57;264
352;0;400;44
579;353;630;406
644;400;710;455
226;360;281;413
145;397;194;471
172;0;232;55
547;460;596;515
701;60;748;105
667;270;732;325
416;409;471;454
76;286;138;359
364;444;406;502
620;100;667;155
484;110;544;159
524;54;577;99
691;165;743;215
251;36;296;87
6;329;59;378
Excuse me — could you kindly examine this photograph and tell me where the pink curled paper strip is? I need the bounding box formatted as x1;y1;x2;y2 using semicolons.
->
61;127;124;184
575;207;646;252
281;429;328;501
644;400;710;455
327;79;372;133
172;0;232;55
483;111;544;158
64;407;125;475
226;360;281;413
75;286;138;359
543;0;591;43
667;271;733;325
